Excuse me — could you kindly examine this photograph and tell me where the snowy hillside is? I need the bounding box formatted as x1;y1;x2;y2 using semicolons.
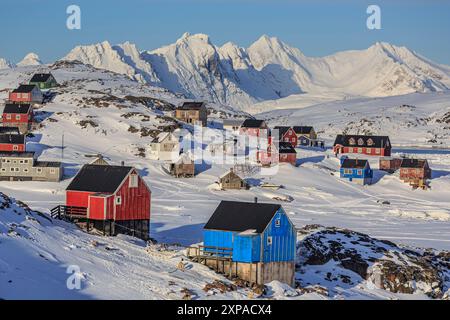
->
257;91;450;147
62;33;450;109
0;62;449;300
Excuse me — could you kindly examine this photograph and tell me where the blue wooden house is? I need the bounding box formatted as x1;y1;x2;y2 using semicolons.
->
201;200;297;286
340;158;373;185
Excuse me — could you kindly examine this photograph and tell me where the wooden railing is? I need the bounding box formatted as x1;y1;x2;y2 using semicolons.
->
51;205;87;219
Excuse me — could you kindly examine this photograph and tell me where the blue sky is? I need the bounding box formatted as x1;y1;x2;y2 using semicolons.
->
1;0;449;64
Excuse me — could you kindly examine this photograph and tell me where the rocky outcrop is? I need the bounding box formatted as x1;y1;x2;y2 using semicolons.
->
297;225;449;299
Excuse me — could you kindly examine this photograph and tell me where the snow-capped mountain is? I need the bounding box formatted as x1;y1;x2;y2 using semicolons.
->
61;34;450;109
0;58;14;69
17;53;42;67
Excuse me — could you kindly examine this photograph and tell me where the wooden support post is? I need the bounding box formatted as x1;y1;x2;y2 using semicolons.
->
216;246;219;272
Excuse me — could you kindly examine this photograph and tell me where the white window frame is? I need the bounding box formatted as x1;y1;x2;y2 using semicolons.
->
115;196;122;205
267;236;273;245
129;174;138;188
275;218;281;227
16;115;21;121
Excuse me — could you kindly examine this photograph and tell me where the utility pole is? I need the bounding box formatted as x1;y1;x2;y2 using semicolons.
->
61;132;65;160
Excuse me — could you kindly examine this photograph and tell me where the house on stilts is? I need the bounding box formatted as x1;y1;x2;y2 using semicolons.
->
51;163;151;240
188;200;297;287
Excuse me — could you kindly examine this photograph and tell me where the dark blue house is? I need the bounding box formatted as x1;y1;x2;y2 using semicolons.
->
340;158;373;185
202;200;296;286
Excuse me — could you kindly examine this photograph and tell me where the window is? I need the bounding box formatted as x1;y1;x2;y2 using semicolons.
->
349;138;356;145
115;196;122;205
358;138;364;146
1;168;5;172
366;148;372;154
16;115;21;121
129;174;138;188
358;148;363;153
375;149;381;154
13;145;19;151
50;169;56;174
367;138;374;146
23;168;29;173
275;219;281;227
36;168;42;173
10;167;15;172
6;114;11;120
357;169;363;175
267;236;273;245
344;169;352;175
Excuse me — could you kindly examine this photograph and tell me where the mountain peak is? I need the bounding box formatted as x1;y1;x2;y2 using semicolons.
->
176;33;211;45
253;34;283;47
0;57;14;69
17;52;42;66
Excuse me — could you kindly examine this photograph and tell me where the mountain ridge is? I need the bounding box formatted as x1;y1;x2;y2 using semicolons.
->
3;33;449;109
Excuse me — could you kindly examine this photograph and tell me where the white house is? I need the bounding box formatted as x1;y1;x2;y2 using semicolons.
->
148;132;180;161
223;119;244;135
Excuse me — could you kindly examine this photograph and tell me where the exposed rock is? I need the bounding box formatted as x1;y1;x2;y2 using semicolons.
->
296;225;448;298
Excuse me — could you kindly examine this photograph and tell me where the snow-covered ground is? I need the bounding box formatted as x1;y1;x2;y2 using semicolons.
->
0;63;449;300
256;91;450;147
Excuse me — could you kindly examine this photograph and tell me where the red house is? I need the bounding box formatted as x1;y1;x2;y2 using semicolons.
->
277;142;297;165
399;159;431;189
273;126;298;148
0;134;26;152
333;135;391;157
2;104;34;134
239;119;268;138
55;164;151;240
9;84;43;103
257;140;297;166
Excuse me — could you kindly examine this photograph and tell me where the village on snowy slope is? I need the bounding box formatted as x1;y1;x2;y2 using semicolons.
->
0;70;437;289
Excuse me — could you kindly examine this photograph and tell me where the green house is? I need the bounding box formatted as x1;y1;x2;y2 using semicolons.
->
29;73;58;90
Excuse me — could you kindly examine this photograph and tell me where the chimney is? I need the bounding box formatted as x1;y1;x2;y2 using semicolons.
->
254;197;258;204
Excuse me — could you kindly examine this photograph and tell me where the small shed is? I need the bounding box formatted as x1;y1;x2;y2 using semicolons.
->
218;169;247;190
399;159;431;189
191;200;297;286
169;153;195;178
340;158;373;185
379;157;403;173
29;73;58;90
